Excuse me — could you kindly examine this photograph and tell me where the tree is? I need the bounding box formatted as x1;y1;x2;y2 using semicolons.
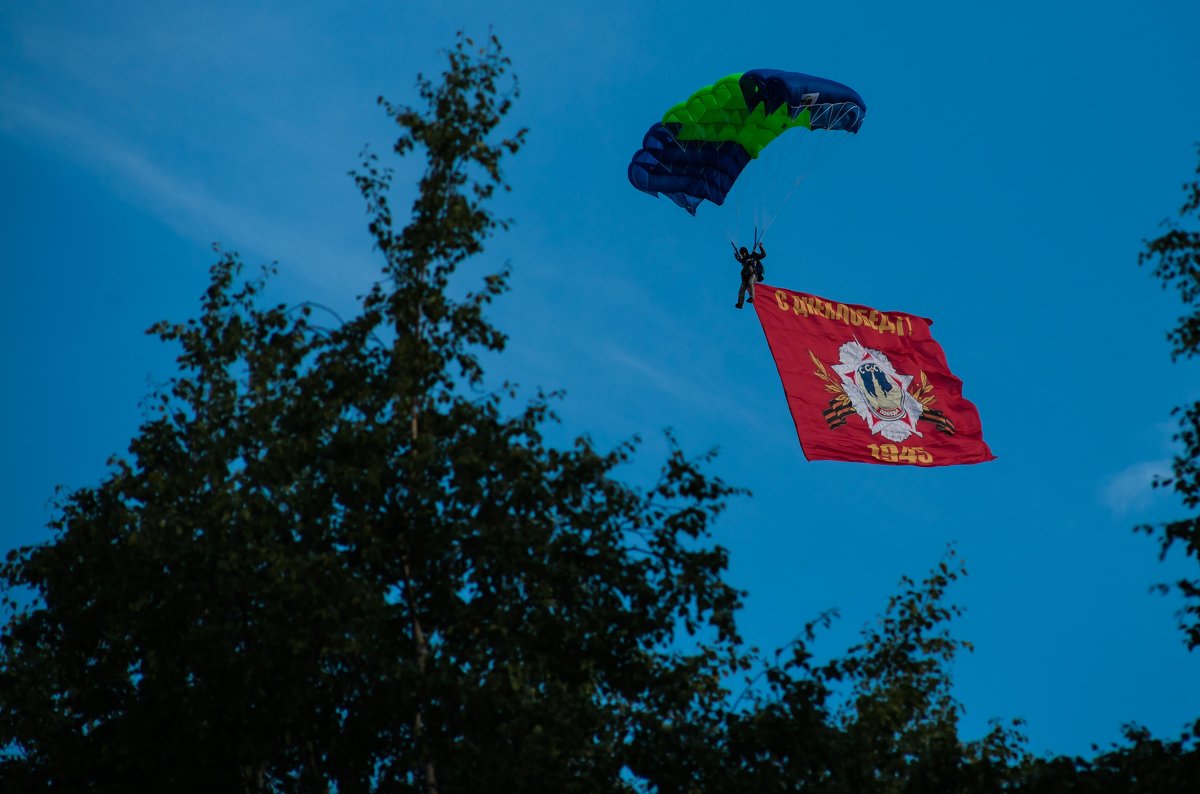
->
1015;726;1200;794
1138;144;1200;652
707;549;1032;794
0;33;746;793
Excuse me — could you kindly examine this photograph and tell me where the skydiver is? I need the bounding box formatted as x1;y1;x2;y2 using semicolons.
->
733;241;766;309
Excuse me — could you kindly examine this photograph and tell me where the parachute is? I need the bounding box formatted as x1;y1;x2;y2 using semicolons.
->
627;69;866;220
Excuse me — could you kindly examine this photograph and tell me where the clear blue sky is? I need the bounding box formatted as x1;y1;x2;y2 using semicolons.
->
3;0;1198;758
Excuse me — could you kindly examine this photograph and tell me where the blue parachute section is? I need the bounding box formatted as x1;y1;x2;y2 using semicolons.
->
628;68;865;216
627;124;752;215
738;69;866;134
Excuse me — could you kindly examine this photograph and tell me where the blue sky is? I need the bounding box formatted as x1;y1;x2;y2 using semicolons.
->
3;0;1199;758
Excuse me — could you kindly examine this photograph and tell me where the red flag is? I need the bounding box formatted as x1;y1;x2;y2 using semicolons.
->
753;284;995;466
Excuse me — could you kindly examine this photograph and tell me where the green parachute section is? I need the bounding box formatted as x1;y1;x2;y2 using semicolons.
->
661;74;812;159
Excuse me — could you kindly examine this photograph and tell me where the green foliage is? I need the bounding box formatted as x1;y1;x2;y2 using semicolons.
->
1015;726;1200;794
703;550;1031;794
1137;144;1200;652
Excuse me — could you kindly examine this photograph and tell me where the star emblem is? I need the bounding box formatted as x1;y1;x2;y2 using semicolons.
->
830;342;925;442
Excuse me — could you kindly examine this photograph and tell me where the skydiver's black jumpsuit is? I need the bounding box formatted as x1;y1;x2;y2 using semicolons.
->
734;243;766;308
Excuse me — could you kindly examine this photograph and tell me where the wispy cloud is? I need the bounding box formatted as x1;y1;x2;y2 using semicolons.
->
599;343;764;425
5;96;230;227
602;344;695;400
0;1;381;291
1;89;373;290
1100;460;1172;518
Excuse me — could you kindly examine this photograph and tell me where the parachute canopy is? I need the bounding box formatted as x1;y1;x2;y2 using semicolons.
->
628;69;866;215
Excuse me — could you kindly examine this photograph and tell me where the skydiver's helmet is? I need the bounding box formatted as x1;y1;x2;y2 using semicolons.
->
739;247;749;256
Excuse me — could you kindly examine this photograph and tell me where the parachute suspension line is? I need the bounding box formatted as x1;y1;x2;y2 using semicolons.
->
755;101;862;240
657;116;770;247
802;103;860;180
